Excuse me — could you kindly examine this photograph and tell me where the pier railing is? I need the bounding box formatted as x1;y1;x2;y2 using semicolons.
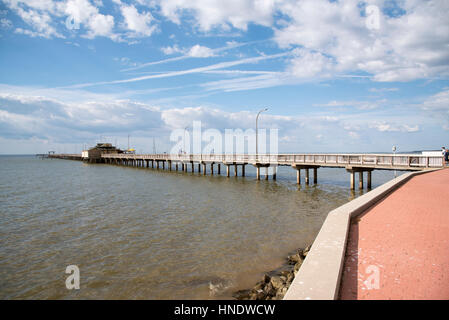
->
101;153;443;169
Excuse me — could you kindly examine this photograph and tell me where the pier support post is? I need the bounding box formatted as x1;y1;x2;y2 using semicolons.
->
350;171;355;190
242;165;245;177
297;169;301;184
156;161;160;169
273;166;277;180
176;163;178;171
218;164;221;175
211;163;214;175
367;171;372;189
168;160;172;171
313;168;317;184
151;160;154;168
203;163;207;175
359;171;363;189
234;164;238;177
305;169;309;184
265;167;269;180
257;167;261;180
226;165;230;177
198;163;201;173
191;162;194;173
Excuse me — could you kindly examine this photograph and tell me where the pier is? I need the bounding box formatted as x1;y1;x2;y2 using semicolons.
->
47;152;444;190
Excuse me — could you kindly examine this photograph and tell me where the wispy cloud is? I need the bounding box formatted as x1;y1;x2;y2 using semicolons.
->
65;52;290;89
121;40;266;72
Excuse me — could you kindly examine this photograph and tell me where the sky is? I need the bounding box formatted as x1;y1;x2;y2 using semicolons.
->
0;0;448;154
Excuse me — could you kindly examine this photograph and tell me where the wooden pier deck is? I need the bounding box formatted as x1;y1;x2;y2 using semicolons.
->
46;153;444;190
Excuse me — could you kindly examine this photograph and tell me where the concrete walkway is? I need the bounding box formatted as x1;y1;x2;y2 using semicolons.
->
340;169;449;299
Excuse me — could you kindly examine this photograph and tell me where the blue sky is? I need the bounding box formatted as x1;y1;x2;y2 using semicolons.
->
0;0;448;154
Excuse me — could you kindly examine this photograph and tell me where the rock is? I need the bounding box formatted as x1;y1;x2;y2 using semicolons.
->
255;289;265;300
263;283;276;296
263;273;271;284
274;287;289;300
287;253;302;264
253;281;264;291
274;289;286;300
280;270;291;277
270;276;284;290
232;245;312;300
302;245;311;258
294;260;303;272
233;289;252;300
276;287;288;300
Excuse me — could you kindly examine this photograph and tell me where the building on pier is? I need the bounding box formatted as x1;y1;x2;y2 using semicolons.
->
81;143;123;163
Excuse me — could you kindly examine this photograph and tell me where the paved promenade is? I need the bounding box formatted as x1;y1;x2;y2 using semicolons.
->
340;168;449;299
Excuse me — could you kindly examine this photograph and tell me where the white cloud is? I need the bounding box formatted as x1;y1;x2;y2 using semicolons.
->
274;0;449;82
3;0;449;84
0;85;443;154
63;0;115;39
348;131;359;139
0;18;13;29
287;48;335;79
12;5;64;38
161;44;183;55
314;99;385;110
4;0;157;40
187;44;215;58
421;88;449;129
157;0;276;31
369;121;419;132
68;51;290;88
201;73;285;92
369;87;399;93
84;11;114;38
159;44;215;58
120;4;156;37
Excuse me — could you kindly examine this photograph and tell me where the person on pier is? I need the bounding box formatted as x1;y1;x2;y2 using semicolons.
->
443;147;449;166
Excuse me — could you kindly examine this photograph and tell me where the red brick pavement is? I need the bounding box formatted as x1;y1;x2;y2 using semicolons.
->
340;169;449;299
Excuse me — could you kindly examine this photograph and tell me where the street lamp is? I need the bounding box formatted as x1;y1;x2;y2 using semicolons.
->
184;126;189;155
256;108;268;161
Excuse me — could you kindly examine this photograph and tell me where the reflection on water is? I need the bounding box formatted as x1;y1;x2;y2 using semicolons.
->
0;156;400;299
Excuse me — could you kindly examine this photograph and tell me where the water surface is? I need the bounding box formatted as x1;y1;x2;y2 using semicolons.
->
0;155;400;299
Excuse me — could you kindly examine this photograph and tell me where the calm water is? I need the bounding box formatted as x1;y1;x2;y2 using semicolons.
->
0;155;400;299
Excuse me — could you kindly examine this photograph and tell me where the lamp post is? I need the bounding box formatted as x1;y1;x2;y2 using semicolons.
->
256;108;268;161
184;126;189;155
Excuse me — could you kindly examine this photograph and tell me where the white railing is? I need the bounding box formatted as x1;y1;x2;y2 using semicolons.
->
101;153;444;169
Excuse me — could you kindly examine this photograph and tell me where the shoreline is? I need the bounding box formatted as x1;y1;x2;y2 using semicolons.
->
232;245;311;300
